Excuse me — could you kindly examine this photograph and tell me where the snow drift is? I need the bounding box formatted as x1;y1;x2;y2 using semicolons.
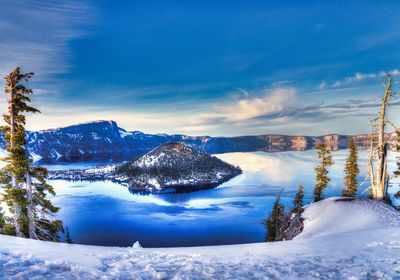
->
298;197;400;239
0;197;399;279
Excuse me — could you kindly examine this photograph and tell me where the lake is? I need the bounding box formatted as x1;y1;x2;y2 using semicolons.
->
45;150;400;248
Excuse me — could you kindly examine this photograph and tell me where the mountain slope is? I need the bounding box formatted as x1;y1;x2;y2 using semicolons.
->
0;198;399;279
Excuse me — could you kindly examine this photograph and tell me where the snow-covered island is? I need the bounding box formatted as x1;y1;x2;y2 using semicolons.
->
49;142;242;193
1;197;399;279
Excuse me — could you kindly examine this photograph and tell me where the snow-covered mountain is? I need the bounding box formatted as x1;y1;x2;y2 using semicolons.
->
1;197;399;279
7;120;218;162
25;120;176;161
0;120;397;162
50;142;242;193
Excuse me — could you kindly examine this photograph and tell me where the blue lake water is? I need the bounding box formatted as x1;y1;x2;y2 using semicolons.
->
45;150;400;248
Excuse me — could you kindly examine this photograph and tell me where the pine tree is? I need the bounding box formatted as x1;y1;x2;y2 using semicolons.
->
65;226;73;244
313;143;333;202
393;130;400;199
263;191;284;242
0;67;37;237
0;67;62;240
293;184;304;213
342;138;359;197
28;166;63;241
0;208;5;234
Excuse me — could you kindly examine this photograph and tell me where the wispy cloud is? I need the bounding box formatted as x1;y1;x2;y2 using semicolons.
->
318;81;326;90
219;87;298;122
187;87;298;126
319;68;400;89
0;1;96;79
357;29;400;52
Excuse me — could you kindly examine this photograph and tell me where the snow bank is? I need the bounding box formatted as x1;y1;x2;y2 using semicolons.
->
0;197;399;279
297;197;400;239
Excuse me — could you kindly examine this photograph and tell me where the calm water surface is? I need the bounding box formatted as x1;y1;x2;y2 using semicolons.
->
45;150;400;247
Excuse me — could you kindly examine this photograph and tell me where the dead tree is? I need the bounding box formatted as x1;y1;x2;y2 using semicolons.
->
368;74;395;200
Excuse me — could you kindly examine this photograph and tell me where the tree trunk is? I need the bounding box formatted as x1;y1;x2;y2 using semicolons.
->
9;77;23;237
26;173;35;239
372;75;391;200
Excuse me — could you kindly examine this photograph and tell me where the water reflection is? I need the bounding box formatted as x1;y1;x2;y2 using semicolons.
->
47;150;399;247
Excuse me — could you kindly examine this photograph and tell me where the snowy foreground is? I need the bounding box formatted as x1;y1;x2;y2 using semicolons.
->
1;198;400;279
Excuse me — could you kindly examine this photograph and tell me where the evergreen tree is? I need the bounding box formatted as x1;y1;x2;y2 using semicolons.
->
263;191;284;242
65;226;73;244
0;67;37;237
313;143;333;202
293;184;304;213
0;208;5;234
0;67;62;240
393;130;400;199
342;138;359;197
28;166;63;241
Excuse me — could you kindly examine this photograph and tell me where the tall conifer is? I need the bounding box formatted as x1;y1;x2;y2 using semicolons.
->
342;138;359;197
293;184;304;213
313;143;333;202
0;67;62;240
65;226;73;244
263;191;284;242
393;131;400;199
0;67;37;236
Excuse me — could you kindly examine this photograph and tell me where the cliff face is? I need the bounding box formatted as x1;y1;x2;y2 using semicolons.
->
0;120;396;162
260;133;397;152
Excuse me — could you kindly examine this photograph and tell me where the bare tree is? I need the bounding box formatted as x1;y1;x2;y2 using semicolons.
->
367;74;395;200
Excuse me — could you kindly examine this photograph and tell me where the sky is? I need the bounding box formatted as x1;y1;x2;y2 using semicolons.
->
1;1;400;136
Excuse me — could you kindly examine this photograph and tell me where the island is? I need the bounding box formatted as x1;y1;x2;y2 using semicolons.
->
49;142;242;193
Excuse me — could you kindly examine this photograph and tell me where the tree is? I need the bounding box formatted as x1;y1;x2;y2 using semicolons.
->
293;184;304;213
393;130;400;200
65;226;73;244
0;67;62;240
263;190;284;242
28;166;63;241
313;143;333;202
0;208;5;233
0;67;37;237
342;138;359;197
368;74;395;200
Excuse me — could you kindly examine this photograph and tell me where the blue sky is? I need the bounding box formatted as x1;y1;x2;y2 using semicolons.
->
1;1;400;136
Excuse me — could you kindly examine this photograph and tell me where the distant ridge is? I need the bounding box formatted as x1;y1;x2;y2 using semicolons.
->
0;120;396;162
